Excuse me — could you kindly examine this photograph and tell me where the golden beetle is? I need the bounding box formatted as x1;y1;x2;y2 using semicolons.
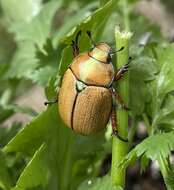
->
45;31;130;141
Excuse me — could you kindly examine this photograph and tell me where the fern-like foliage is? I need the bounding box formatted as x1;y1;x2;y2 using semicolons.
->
119;132;174;189
120;132;174;168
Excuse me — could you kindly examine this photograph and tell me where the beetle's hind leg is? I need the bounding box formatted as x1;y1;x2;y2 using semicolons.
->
115;57;132;81
86;30;95;48
110;88;129;110
111;105;128;142
71;30;81;57
44;90;60;106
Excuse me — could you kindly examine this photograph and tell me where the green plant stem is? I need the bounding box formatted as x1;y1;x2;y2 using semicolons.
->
111;27;132;187
122;0;130;31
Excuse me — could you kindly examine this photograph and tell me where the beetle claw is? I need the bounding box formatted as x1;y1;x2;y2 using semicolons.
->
44;99;58;106
117;104;130;111
112;129;128;142
115;58;131;81
123;105;130;111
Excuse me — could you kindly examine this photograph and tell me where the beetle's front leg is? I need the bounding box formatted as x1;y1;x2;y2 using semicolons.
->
111;105;128;142
110;88;129;110
114;57;132;81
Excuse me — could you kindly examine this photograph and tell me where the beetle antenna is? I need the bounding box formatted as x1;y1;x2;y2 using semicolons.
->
110;46;124;55
86;30;96;47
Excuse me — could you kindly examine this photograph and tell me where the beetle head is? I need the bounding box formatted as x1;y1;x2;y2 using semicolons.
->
94;42;112;53
89;42;113;64
86;31;124;64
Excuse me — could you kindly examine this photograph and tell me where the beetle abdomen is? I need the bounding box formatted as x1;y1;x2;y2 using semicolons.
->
58;68;112;135
73;86;112;135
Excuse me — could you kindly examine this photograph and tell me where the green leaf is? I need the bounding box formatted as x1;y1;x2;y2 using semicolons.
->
156;44;174;106
36;38;59;66
4;103;107;189
45;75;58;100
165;165;174;190
63;0;117;44
140;154;149;173
53;0;117;47
157;155;174;190
129;55;157;115
9;1;62;50
119;132;174;169
3;105;67;190
11;144;50;190
28;66;56;86
31;39;59;87
144;43;174;132
0;151;12;190
52;2;98;46
4;2;62;81
0;21;16;67
78;175;122;190
3;106;58;155
0;123;21;148
44;44;73;100
152;94;174;131
150;43;174;116
4;42;38;79
1;0;42;24
58;46;73;76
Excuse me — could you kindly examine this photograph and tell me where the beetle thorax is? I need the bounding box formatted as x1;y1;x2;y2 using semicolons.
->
70;43;114;87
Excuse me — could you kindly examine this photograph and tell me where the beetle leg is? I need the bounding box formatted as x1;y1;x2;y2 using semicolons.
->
71;30;81;57
115;57;132;81
110;88;129;110
111;105;128;142
44;99;58;106
71;40;78;57
86;30;96;48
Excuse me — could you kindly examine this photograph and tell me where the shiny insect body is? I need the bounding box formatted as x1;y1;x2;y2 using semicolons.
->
45;31;130;141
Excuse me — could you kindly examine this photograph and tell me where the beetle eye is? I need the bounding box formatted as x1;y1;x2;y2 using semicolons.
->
106;54;112;63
